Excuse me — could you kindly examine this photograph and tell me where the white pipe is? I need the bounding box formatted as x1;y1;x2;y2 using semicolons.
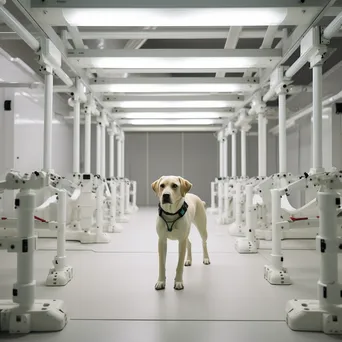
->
96;122;102;175
43;70;53;172
73;92;80;174
223;137;227;178
109;128;115;178
84;112;91;173
117;136;122;177
241;130;247;177
0;5;39;51
258;114;267;177
121;135;125;178
16;189;35;310
278;93;287;173
110;180;117;231
317;190;338;312
323;11;342;39
0;82;42;88
55;189;67;271
245;184;256;242
231;131;237;178
54;85;74;93
125;180;130;213
312;64;323;172
96;180;104;237
210;182;216;209
219;139;224;177
54;67;73;88
263;88;276;103
235;182;242;226
270;189;283;270
101;116;106;178
285;48;313;79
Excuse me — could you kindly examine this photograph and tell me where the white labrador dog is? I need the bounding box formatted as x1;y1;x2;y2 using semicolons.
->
151;175;210;291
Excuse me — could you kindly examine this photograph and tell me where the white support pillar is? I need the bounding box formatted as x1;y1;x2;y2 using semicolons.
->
241;129;247;178
43;67;53;172
231;126;237;178
311;64;324;174
101;112;107;178
258;113;267;177
84;111;91;174
72;79;81;175
108;122;115;178
117;135;122;178
96;120;102;175
278;92;287;174
121;133;125;178
217;131;225;224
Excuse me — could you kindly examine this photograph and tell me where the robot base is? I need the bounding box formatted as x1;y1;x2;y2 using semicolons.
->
235;238;259;254
117;215;129;223
46;266;74;286
0;299;68;333
131;205;139;212
264;265;292;285
80;232;111;244
286;299;342;334
107;223;123;233
228;222;245;237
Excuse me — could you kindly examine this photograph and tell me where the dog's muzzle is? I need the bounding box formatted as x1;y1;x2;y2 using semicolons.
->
162;193;171;204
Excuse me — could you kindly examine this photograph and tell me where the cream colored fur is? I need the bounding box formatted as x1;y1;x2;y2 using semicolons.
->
151;175;210;291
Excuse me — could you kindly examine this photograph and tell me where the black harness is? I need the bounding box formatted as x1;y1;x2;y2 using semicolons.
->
158;201;188;232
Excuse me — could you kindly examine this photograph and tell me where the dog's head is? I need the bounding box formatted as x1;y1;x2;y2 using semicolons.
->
151;175;192;206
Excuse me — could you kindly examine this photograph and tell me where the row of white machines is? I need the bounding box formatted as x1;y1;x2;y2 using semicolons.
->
209;170;342;334
0;170;138;334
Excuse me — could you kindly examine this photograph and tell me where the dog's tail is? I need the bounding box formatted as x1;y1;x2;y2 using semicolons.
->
202;201;207;208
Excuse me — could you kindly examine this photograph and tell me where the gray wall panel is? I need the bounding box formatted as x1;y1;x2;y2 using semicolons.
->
148;133;183;206
183;132;218;204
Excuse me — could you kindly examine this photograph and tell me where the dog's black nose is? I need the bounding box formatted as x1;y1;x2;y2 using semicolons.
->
162;193;171;203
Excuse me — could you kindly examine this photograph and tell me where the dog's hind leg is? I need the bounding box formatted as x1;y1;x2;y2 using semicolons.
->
193;214;211;265
184;238;192;266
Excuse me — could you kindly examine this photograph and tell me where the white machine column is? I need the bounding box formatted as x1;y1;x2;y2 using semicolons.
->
241;128;247;178
84;110;91;174
231;123;237;178
108;122;115;178
258;113;267;177
72;79;81;175
217;131;225;223
43;66;53;172
312;63;324;173
278;92;287;173
96;119;102;175
101;112;107;178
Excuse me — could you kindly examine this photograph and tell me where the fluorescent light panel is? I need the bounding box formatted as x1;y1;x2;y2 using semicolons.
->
119;112;227;119
63;8;287;27
92;83;257;93
127;119;216;125
106;100;236;109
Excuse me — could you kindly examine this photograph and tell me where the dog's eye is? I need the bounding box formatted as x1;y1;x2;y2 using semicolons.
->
171;184;178;189
160;184;165;189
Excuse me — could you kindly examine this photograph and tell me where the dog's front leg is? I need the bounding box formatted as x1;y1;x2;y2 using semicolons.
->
174;240;187;290
155;238;167;290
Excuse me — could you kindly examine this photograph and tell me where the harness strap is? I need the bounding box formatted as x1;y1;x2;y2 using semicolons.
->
158;202;188;232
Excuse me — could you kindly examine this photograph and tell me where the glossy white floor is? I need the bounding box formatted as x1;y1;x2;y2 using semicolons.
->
0;207;339;341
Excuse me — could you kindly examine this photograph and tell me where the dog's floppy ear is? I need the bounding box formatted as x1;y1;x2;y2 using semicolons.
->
151;176;162;194
179;177;192;197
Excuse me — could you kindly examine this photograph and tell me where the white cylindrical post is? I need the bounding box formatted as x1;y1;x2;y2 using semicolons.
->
121;134;125;178
55;189;67;271
132;181;137;210
96;179;104;236
210;182;216;209
84;112;91;174
312;64;323;172
245;184;256;241
125;180;130;213
241;129;247;178
258;114;267;177
232;130;237;178
96;121;102;175
117;137;122;178
14;189;36;310
43;69;53;171
270;189;283;270
109;180;117;231
219;138;223;178
223;137;227;178
108;129;115;178
101;115;106;178
278;93;287;173
73;94;80;175
317;190;338;312
235;182;242;226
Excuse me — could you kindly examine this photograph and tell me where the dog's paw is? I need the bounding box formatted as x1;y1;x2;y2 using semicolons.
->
155;281;166;290
174;281;184;290
203;258;211;265
184;260;192;267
